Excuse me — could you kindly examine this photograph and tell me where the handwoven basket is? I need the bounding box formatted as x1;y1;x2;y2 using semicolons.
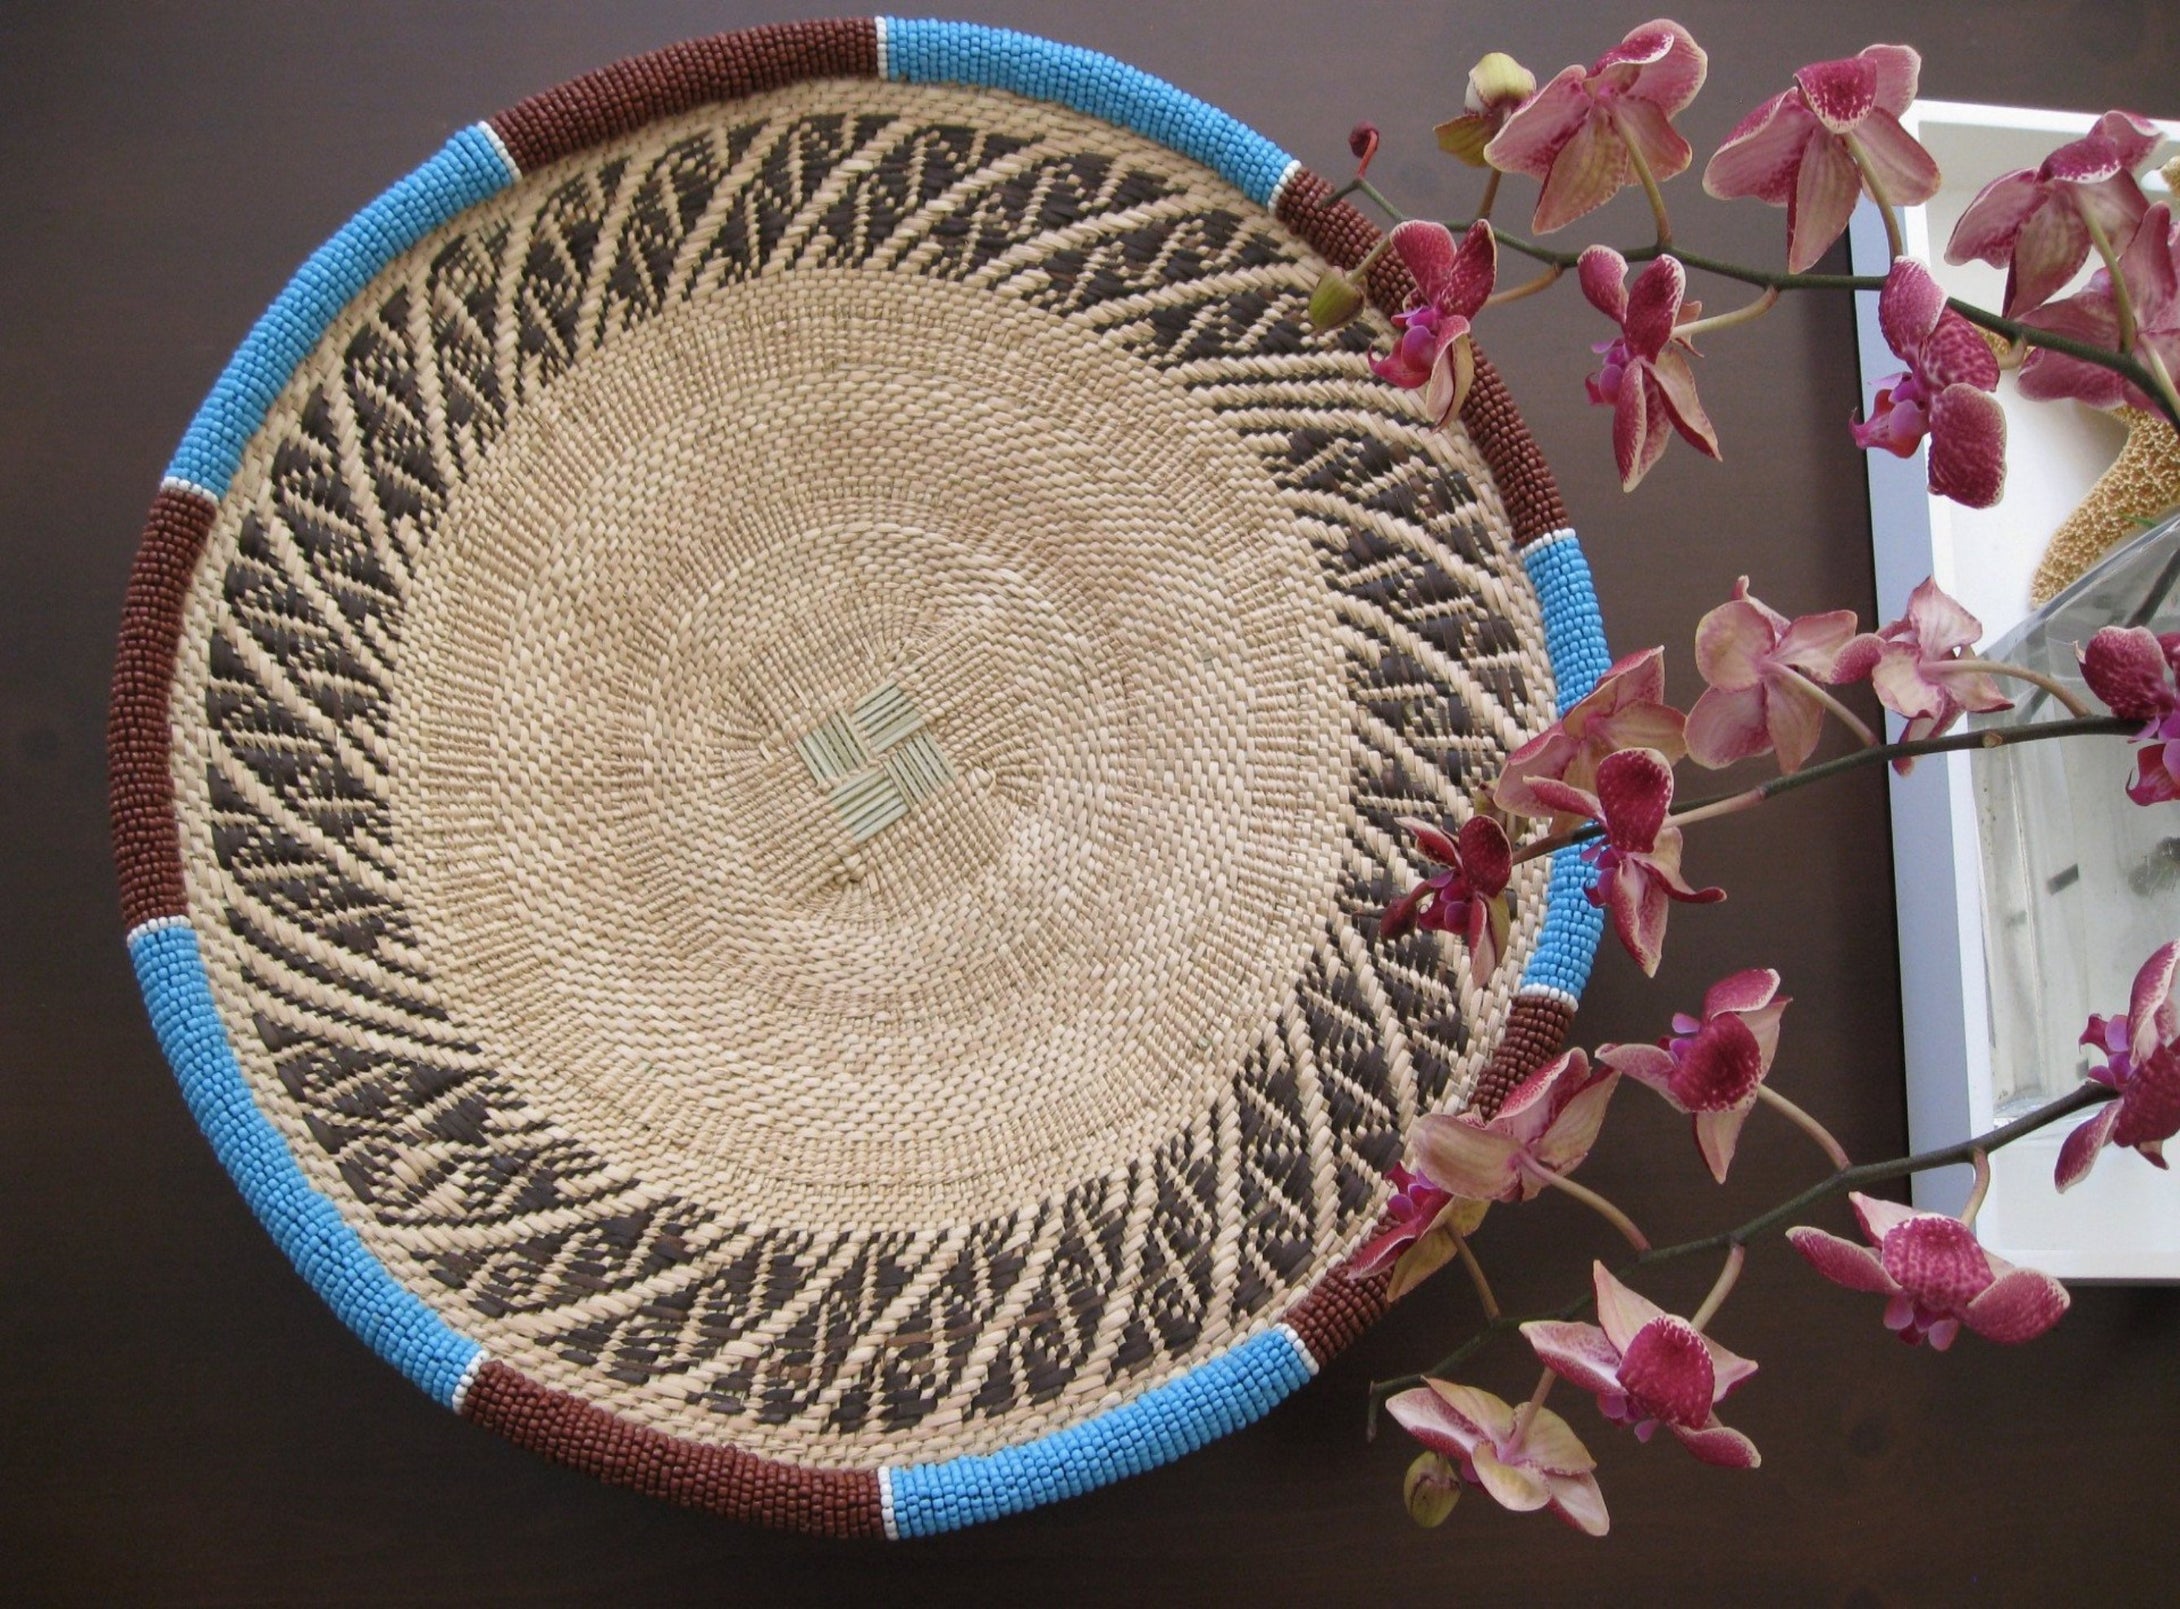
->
109;18;1610;1536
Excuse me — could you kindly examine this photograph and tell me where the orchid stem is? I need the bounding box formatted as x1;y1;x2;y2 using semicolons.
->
2083;210;2139;354
1614;114;1674;248
1678;285;1781;338
1353;177;1407;223
1508;714;2136;866
1961;1148;1993;1230
1525;1161;1651;1251
1449;1222;1502;1321
1844;136;1905;260
1688;1242;1746;1334
1506;1368;1557;1453
1787;665;1881;746
1475;168;1502;225
1941;658;2091;718
1484;263;1563;308
1365;1080;2115;1419
1755;1083;1852;1171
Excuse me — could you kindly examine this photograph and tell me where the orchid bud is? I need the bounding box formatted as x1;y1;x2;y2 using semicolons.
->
1436;51;1537;166
1349;121;1381;177
2163;155;2180;194
1404;1450;1463;1527
1308;266;1368;333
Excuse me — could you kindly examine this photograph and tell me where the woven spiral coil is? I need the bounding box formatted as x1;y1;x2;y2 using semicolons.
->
109;19;1609;1536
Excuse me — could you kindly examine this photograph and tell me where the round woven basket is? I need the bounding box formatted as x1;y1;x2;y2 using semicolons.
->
109;18;1610;1537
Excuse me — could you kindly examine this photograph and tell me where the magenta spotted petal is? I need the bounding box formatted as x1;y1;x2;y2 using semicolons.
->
1386;1380;1609;1535
1496;647;1687;826
1598;967;1787;1182
1523;1263;1759;1467
1410;1049;1619;1205
1703;44;1938;273
1832;577;2011;763
1787;1193;2069;1347
1483;20;1708;235
2020;203;2180;414
2058;941;2180;1189
1369;220;1498;427
1850;260;2007;509
1578;247;1720;491
1947;111;2161;316
1379;815;1516;986
1687;578;1860;771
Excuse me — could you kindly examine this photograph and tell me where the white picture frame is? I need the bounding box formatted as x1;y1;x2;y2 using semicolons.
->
1849;100;2180;1279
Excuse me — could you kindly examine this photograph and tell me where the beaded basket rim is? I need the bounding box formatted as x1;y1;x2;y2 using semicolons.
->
107;16;1610;1538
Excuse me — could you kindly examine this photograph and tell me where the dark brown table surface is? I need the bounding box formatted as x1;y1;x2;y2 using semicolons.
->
6;2;2176;1602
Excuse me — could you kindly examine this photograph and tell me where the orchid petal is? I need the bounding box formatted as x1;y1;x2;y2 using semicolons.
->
1787;126;1862;273
1672;1419;1762;1468
1412;1113;1523;1201
1685;684;1774;769
2081;626;2177;720
1763;665;1832;772
1849;1192;1921;1243
1469;1444;1553;1513
1512;1403;1601;1476
1924;384;2008;507
1523;1320;1627;1399
1545;1471;1611;1537
1868;644;1950;720
1592;698;1691;759
1532;1071;1621;1177
1483;66;1593;179
1401;816;1464;868
1609;858;1672;976
1672;1015;1767;1110
1786;1225;1899;1294
1793;55;1878;133
1386;220;1462;309
1702;1333;1760;1398
1919;310;2002;391
2127;941;2180;1068
1618;1318;1717;1429
1945;170;2047;267
1379;881;1428;941
1773;609;1861;676
1849;109;1943;206
1702;90;1811;204
1692;1106;1750;1183
1593;1261;1669;1354
1533;107;1632;234
1578;244;1632;323
1693;596;1777;690
1596;21;1706;111
1612;95;1695;183
1736;999;1789;1071
1862;44;1923;116
1595;747;1675;849
1612;360;1655;490
1594;1040;1677;1098
1879;258;1950;359
1962;1265;2071;1343
2002;200;2093;317
1647;347;1722;458
1704;967;1782;1018
1429;1379;1515;1442
1386;1384;1487;1460
1623;256;1688;357
1526;774;1605;821
1457;815;1515;895
1879;1215;1993;1311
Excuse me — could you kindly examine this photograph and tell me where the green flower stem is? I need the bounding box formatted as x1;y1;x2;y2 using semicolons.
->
1688;1242;1747;1334
2083;210;2139;353
1961;1148;1994;1230
1940;657;2091;718
1449;1220;1502;1321
1366;1080;2115;1432
1678;284;1781;339
1475;168;1503;226
1843;134;1905;261
1485;263;1564;308
1612;111;1675;247
1523;1160;1651;1251
1506;1367;1559;1454
1787;665;1881;747
1755;1083;1852;1171
1507;714;2137;867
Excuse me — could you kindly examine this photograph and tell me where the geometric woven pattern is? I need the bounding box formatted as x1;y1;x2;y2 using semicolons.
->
110;19;1609;1536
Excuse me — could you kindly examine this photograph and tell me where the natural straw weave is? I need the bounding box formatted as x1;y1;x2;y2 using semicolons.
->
110;19;1610;1536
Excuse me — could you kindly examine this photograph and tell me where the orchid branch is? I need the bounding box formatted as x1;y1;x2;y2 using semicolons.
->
1365;1080;2116;1432
1509;714;2137;866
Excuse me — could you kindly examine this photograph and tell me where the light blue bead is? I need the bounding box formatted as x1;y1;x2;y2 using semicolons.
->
1519;534;1612;997
881;19;1293;205
886;1326;1314;1536
129;922;482;1405
165;124;515;496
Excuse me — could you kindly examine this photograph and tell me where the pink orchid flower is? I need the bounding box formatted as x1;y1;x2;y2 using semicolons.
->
1436;52;1539;167
1370;219;1498;427
1524;1262;1760;1467
1495;647;1687;827
1686;579;1861;772
1702;45;1940;273
2057;940;2180;1190
1409;1049;1619;1205
1788;1193;2070;1349
1849;259;2007;510
1832;578;2012;766
1482;20;1708;235
1379;816;1515;987
1385;1380;1609;1535
2079;625;2180;804
1527;748;1725;977
1349;1163;1492;1299
1596;969;1789;1183
2019;202;2180;414
1947;110;2163;316
1579;247;1721;492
